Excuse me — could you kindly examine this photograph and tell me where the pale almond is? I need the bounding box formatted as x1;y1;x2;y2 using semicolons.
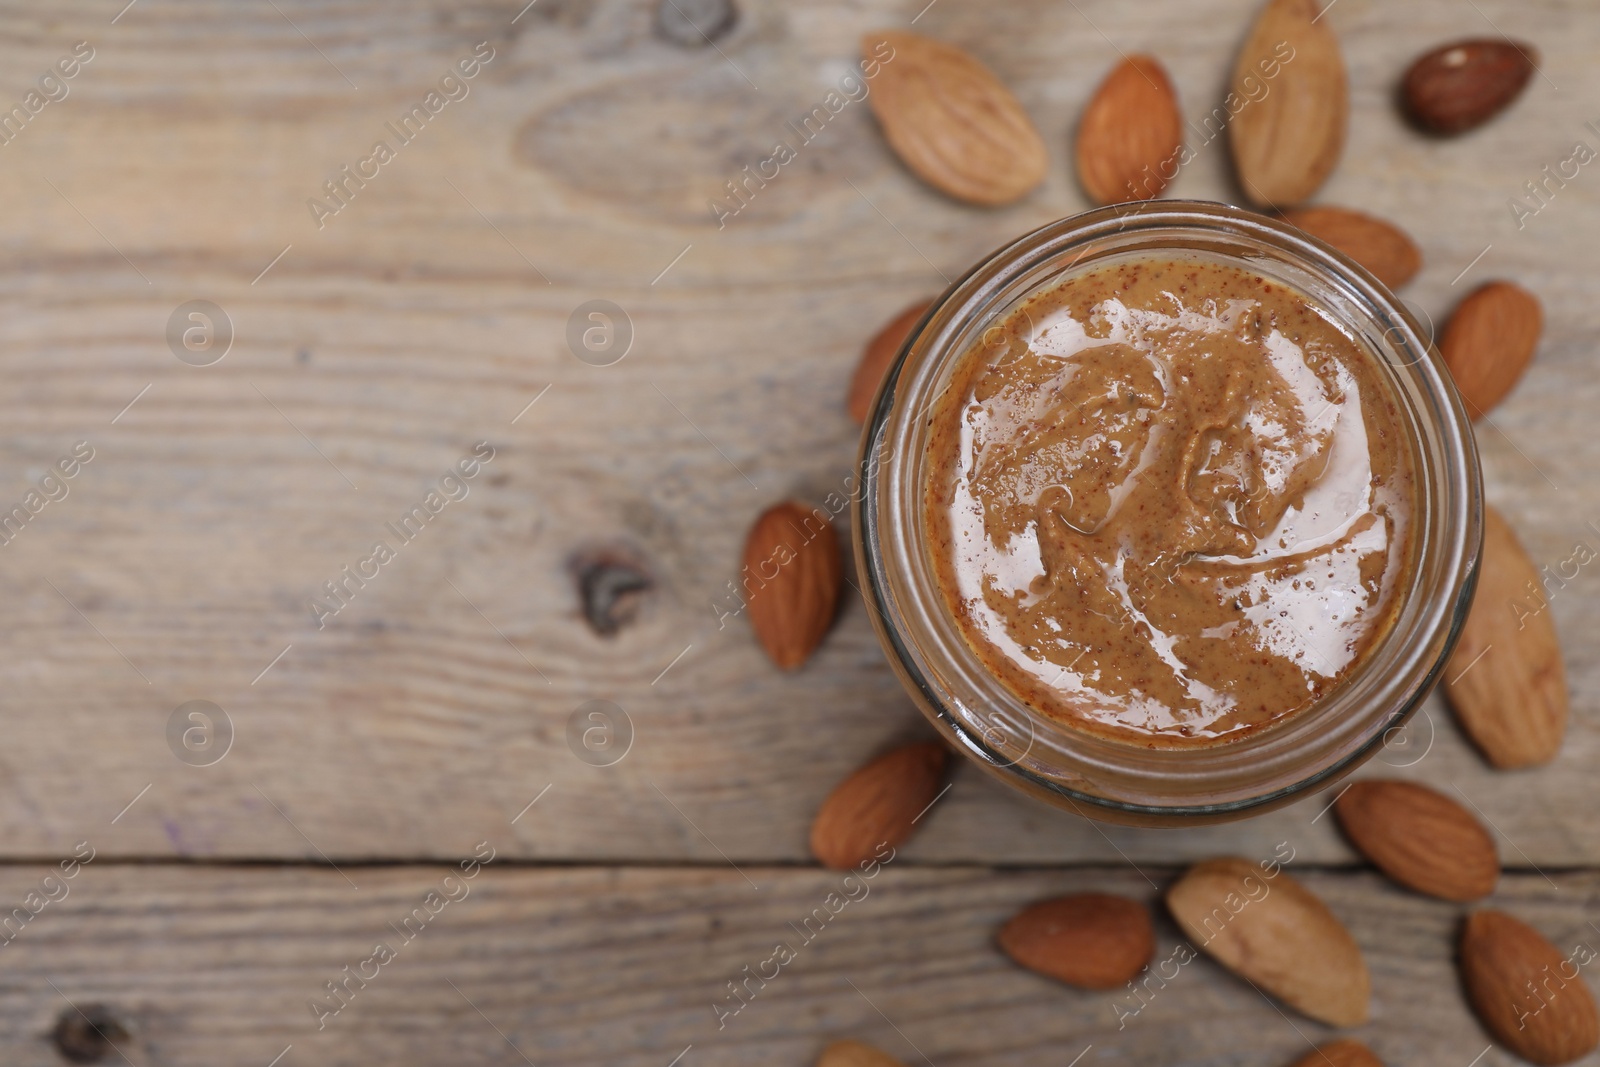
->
1440;280;1543;417
1167;857;1368;1027
998;892;1155;989
817;1040;906;1067
743;501;842;670
849;300;932;425
1334;779;1498;901
1280;205;1421;290
863;31;1047;206
809;741;946;870
1443;504;1567;768
1075;55;1183;205
1288;1040;1385;1067
1229;0;1348;207
1461;910;1599;1066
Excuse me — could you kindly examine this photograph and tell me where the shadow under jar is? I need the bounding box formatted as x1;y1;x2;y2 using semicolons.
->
854;201;1481;826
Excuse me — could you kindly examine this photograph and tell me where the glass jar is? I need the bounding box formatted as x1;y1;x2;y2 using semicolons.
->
853;200;1481;826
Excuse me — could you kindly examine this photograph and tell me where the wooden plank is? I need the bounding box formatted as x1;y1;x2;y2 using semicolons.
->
0;0;1594;863
0;862;1592;1066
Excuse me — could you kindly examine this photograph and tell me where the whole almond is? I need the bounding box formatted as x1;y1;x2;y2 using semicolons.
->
1334;780;1498;901
743;501;842;670
1289;1040;1385;1067
1280;206;1421;290
1440;280;1543;417
1461;910;1599;1066
1443;504;1567;768
998;893;1155;989
1075;55;1183;205
817;1040;906;1067
1167;857;1369;1027
809;741;947;870
863;31;1047;206
849;300;932;424
1229;0;1348;207
1403;39;1538;134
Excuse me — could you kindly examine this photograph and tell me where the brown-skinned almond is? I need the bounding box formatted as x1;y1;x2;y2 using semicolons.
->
863;31;1047;205
1076;55;1183;205
1280;206;1421;289
1440;280;1543;417
1334;780;1498;901
849;300;932;424
1403;39;1537;134
1167;857;1369;1027
1461;910;1599;1065
1230;0;1348;207
809;741;947;870
998;893;1155;989
743;501;842;670
817;1040;906;1067
1443;504;1567;768
1288;1040;1385;1067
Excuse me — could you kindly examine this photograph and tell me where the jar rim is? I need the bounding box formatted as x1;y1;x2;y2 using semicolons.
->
853;200;1482;826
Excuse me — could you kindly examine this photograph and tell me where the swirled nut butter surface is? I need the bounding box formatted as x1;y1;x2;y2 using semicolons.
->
924;256;1417;747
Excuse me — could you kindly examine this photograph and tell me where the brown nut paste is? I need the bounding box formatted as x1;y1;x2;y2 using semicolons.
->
924;256;1417;747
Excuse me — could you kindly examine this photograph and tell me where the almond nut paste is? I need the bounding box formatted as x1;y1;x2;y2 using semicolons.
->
924;256;1417;747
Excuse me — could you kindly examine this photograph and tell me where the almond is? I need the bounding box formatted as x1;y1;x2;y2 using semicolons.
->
1460;910;1599;1066
1229;0;1348;207
1334;780;1498;901
849;300;932;424
998;893;1155;989
1443;504;1568;768
863;31;1047;206
1075;55;1183;205
1403;39;1538;135
809;741;947;870
1280;205;1421;290
1440;280;1543;417
1167;857;1368;1027
817;1040;906;1067
1288;1040;1385;1067
743;501;843;670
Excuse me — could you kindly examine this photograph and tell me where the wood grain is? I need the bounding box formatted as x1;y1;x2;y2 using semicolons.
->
0;863;1588;1066
0;0;1592;865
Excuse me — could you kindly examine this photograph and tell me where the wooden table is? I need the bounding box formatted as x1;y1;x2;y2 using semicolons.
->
1;0;1595;1063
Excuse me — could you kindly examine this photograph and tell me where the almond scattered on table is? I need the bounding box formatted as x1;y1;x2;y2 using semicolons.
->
1229;0;1348;207
1288;1040;1385;1067
1403;39;1538;134
1075;54;1183;205
809;741;947;869
1167;857;1369;1027
817;1039;907;1067
1443;503;1568;769
1460;909;1600;1066
1440;280;1543;417
743;501;843;670
849;300;933;424
1333;780;1498;901
998;892;1155;989
1280;205;1421;290
862;30;1047;206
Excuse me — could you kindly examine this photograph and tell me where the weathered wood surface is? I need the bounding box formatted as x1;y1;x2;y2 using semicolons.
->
0;863;1590;1066
0;0;1595;866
